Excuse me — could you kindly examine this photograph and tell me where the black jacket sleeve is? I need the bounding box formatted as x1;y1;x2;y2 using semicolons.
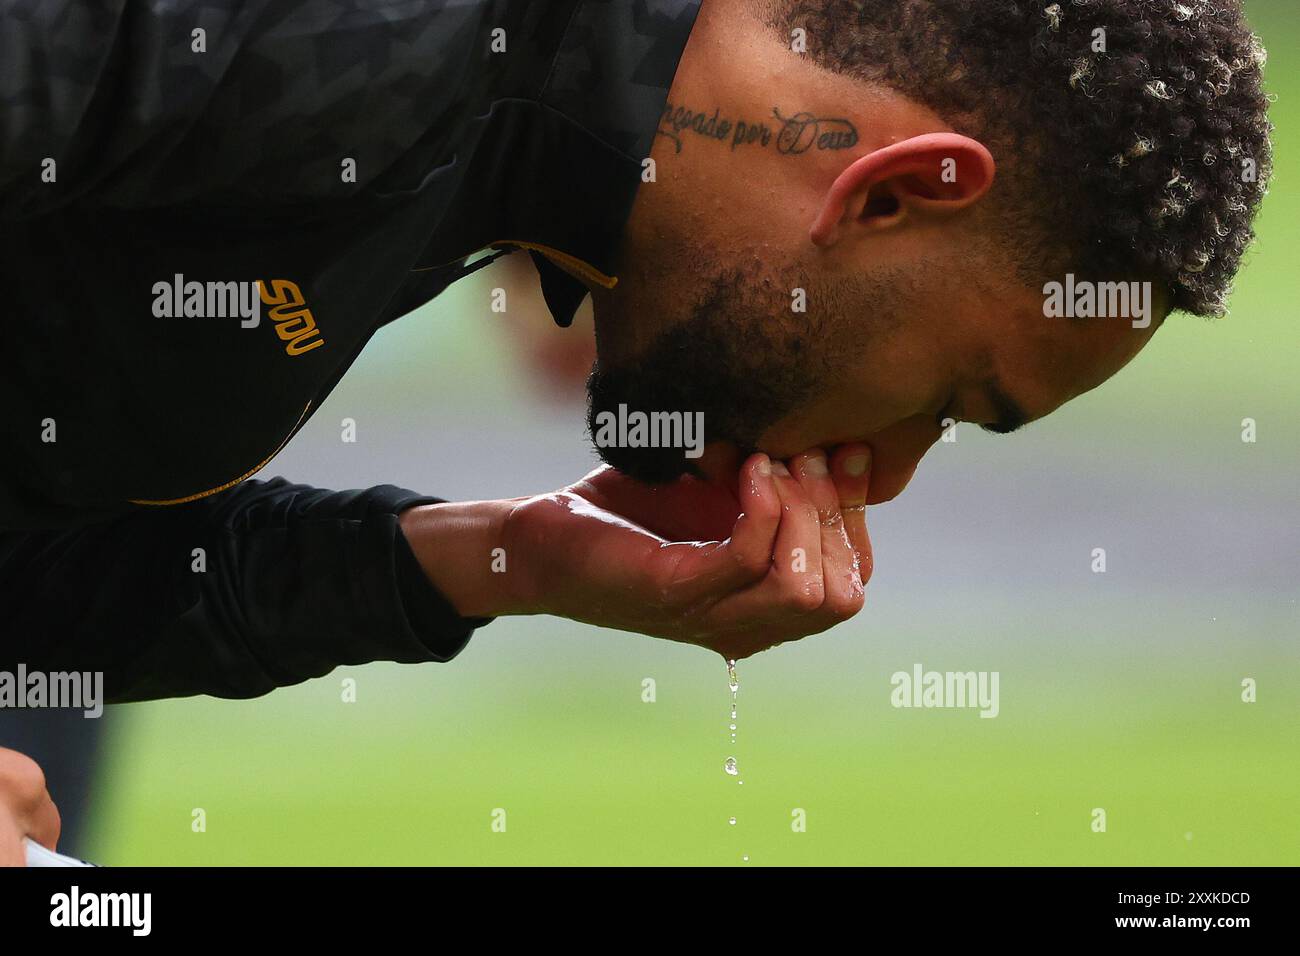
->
0;479;488;703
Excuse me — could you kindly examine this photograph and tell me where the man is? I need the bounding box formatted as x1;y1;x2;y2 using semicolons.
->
0;0;1272;858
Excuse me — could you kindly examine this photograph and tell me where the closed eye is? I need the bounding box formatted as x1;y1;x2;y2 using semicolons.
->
936;382;1032;434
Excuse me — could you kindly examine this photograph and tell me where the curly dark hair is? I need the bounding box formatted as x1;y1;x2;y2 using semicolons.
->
754;0;1273;316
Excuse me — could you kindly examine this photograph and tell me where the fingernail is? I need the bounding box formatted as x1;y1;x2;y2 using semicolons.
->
756;456;771;477
804;454;829;477
771;461;790;477
844;453;870;477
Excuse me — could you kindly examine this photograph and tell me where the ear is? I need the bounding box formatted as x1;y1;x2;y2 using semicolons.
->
809;132;996;247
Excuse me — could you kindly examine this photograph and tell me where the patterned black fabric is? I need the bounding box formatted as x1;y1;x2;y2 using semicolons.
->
0;0;702;517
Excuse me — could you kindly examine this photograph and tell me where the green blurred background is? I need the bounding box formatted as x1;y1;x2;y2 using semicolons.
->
82;1;1299;865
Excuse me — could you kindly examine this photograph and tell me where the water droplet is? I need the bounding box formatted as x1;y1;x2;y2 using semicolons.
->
729;723;736;731
742;855;749;862
724;757;738;776
726;658;738;695
728;817;736;826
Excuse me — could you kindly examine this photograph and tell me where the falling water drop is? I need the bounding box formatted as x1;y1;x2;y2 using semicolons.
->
725;659;747;861
727;658;738;721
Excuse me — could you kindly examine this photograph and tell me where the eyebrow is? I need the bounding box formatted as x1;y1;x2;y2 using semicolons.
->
978;382;1031;435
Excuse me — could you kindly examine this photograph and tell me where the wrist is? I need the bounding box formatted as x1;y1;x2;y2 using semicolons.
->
398;498;535;619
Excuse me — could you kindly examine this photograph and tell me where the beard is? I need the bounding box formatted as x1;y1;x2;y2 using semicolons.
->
586;261;851;485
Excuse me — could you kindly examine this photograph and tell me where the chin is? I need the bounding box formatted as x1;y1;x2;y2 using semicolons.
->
865;481;909;506
861;451;923;503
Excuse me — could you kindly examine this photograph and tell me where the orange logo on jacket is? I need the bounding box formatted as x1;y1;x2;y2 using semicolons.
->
257;280;325;356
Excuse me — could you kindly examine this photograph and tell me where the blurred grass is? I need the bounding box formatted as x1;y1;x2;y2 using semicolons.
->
89;612;1299;865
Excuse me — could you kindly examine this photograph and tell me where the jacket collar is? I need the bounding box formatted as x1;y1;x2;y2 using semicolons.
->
493;0;703;327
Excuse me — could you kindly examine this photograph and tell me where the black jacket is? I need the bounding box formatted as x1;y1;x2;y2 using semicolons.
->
0;0;702;701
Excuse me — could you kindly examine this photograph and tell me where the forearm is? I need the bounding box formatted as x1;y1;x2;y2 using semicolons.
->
398;499;531;619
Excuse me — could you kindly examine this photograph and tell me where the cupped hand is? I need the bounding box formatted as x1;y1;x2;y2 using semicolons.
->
503;445;873;659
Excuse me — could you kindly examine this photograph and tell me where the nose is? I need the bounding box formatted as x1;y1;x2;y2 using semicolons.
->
862;415;943;504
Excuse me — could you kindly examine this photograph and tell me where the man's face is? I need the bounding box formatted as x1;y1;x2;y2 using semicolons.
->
587;148;1166;503
587;232;1165;503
